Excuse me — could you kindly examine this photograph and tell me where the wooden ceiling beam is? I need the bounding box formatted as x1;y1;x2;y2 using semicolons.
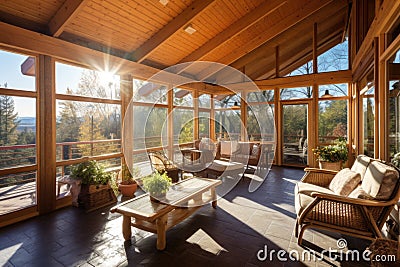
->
250;28;343;80
133;0;215;63
175;0;286;73
48;0;89;37
226;70;352;92
352;0;400;72
0;21;230;95
214;2;348;83
196;0;341;81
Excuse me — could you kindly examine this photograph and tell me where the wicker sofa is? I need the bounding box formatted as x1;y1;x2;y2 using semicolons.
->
294;155;400;245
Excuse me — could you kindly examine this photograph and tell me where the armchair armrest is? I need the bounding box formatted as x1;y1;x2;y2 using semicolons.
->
300;168;337;187
310;192;394;207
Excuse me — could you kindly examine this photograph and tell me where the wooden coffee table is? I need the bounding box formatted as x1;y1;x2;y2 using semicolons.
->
110;177;222;250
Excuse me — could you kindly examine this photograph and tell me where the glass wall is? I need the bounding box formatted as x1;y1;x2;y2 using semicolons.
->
387;48;400;160
0;49;37;215
55;62;121;196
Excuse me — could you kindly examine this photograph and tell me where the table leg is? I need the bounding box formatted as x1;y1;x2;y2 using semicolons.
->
122;215;132;241
156;214;168;250
211;187;217;208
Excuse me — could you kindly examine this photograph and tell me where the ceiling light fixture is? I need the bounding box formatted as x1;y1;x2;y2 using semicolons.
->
321;89;333;98
159;0;169;6
184;24;196;34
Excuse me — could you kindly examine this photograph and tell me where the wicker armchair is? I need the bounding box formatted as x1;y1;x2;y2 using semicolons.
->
295;155;400;245
148;151;180;183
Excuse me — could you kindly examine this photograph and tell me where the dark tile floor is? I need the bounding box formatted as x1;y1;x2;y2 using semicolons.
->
0;167;372;267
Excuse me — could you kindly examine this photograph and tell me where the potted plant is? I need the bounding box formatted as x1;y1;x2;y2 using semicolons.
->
142;171;172;202
70;160;116;210
391;152;400;168
118;164;138;197
70;160;112;187
312;139;348;171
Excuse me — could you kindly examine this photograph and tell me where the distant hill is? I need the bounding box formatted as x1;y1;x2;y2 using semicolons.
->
17;117;36;132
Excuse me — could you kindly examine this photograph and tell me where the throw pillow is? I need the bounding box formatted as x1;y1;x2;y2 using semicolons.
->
348;186;373;200
328;168;362;196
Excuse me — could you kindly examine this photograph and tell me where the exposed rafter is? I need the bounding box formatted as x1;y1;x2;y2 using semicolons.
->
224;70;352;91
195;0;338;81
250;28;344;80
174;0;286;73
0;21;230;95
48;0;89;37
133;0;215;63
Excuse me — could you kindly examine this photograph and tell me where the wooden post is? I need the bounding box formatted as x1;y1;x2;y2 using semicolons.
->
121;74;133;171
210;95;215;141
38;55;56;214
193;86;199;141
211;187;217;208
313;23;318;74
373;37;380;159
240;93;247;141
167;86;174;159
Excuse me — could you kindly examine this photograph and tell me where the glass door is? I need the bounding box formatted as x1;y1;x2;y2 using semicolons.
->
282;103;309;166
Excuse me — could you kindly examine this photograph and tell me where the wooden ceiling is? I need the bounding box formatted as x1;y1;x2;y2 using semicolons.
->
0;0;350;84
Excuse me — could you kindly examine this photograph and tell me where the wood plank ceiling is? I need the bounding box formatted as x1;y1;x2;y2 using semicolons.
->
0;0;350;85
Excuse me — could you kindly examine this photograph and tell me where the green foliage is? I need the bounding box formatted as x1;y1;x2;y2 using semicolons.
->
70;160;112;185
120;164;140;183
142;172;172;196
0;95;19;145
391;153;400;168
313;139;348;162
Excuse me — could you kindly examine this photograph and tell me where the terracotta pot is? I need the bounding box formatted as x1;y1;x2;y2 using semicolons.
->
319;160;342;171
118;182;137;197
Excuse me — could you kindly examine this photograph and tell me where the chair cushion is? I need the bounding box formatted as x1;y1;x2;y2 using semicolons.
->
296;182;335;196
328;168;361;196
348;186;374;200
361;160;399;200
208;160;244;172
351;155;371;179
295;183;334;215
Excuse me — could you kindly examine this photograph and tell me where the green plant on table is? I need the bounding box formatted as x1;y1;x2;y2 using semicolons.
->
142;171;172;197
70;160;112;185
312;138;348;163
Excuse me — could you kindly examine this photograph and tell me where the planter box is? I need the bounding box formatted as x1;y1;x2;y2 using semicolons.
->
318;160;342;171
78;184;117;212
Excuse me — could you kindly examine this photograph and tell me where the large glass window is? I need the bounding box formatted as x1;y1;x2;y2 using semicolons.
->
387;48;400;160
132;106;167;149
133;80;167;104
317;39;349;72
362;82;375;157
0;49;37;214
280;87;312;100
247;104;275;141
56;63;120;99
318;100;348;143
173;109;194;144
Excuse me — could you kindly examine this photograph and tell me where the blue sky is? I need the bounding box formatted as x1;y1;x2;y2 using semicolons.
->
0;50;115;117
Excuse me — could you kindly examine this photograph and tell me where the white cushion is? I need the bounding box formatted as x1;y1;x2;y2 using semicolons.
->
361;160;399;200
208;160;244;172
329;168;361;196
351;155;371;179
295;183;334;215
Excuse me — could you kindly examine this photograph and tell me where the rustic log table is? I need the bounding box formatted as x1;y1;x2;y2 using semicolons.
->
110;177;222;250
